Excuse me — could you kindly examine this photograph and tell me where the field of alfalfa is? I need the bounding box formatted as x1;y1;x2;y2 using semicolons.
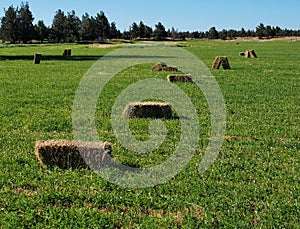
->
0;40;299;228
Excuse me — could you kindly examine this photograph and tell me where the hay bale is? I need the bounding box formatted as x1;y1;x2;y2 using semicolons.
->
162;66;178;72
244;50;257;58
212;56;231;70
249;50;257;58
35;140;112;170
123;102;172;119
152;62;178;71
33;53;42;64
220;57;231;69
212;56;222;69
159;61;167;67
244;50;250;58
167;74;193;83
152;62;166;71
63;49;72;56
63;49;68;56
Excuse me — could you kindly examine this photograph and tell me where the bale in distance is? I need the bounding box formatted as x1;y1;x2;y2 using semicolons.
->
212;56;231;70
243;50;257;58
161;66;178;72
35;140;112;170
249;50;257;58
167;74;193;83
63;49;72;56
33;53;42;64
152;62;178;72
123;102;172;119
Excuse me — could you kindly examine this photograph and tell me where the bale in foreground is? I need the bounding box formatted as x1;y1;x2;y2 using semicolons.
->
167;74;193;83
123;102;172;119
35;140;112;170
212;56;231;70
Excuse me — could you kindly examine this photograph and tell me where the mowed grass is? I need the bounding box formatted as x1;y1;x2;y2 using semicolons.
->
0;41;299;228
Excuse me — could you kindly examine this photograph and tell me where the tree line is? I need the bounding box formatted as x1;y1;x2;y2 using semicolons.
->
1;2;300;44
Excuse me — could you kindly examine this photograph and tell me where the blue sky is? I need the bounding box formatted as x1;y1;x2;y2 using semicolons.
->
1;0;299;32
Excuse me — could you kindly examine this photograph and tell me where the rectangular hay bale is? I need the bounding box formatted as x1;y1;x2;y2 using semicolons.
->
123;102;172;119
167;74;193;83
35;140;112;170
152;62;178;72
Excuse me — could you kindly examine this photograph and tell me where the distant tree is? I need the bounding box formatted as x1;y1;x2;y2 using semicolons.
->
273;26;282;37
246;29;255;37
1;5;18;43
65;10;81;42
34;20;49;43
153;22;167;40
256;23;266;38
122;30;131;40
227;29;238;39
144;25;153;38
79;13;93;41
170;27;179;39
207;27;219;39
265;25;276;38
51;9;67;42
17;2;35;43
95;11;110;41
190;31;200;39
130;22;139;39
138;21;146;38
239;28;246;37
219;29;228;40
110;22;121;39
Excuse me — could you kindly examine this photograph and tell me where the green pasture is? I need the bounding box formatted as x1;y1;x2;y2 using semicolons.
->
0;41;299;228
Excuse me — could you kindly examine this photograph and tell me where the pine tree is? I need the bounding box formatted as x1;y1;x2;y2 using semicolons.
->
95;11;110;41
207;27;219;39
256;23;266;38
130;22;139;39
139;21;146;38
153;22;167;41
1;5;18;43
79;13;93;41
65;10;81;42
51;9;67;43
17;2;35;43
110;22;121;39
35;20;49;43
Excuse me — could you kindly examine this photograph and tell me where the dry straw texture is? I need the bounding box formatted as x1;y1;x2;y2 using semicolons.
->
167;74;193;83
123;102;172;119
243;50;257;58
35;140;112;170
152;62;178;72
212;56;231;70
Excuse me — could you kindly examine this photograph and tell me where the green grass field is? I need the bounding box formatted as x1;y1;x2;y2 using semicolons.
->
0;41;299;228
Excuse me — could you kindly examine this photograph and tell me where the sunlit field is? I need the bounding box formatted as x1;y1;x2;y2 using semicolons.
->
0;40;299;228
